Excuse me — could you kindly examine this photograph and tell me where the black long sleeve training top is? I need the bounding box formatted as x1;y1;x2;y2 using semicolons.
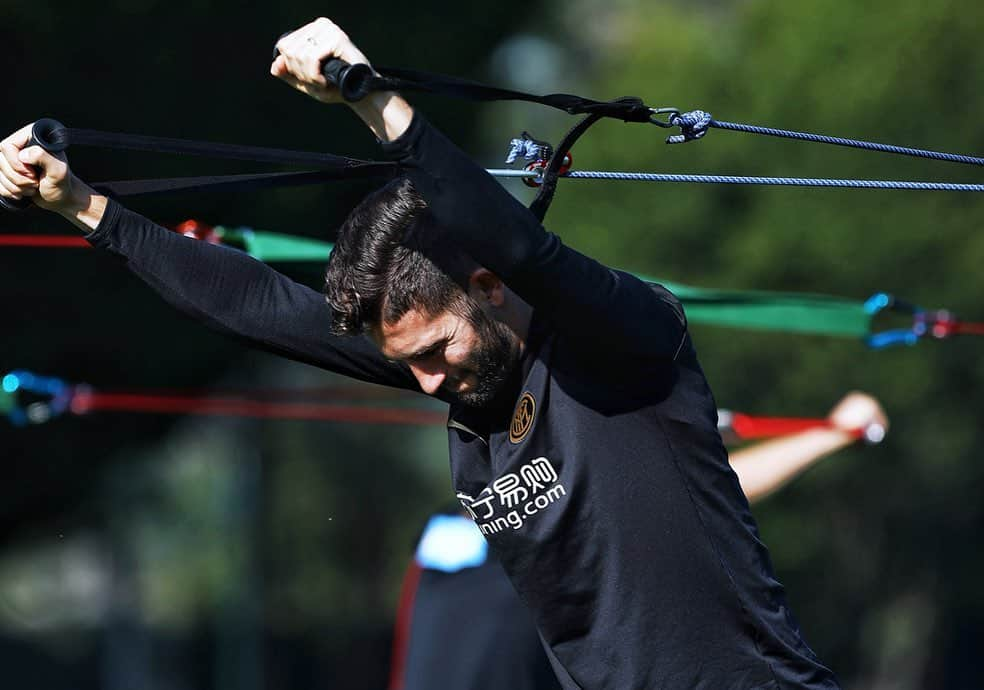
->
86;111;840;690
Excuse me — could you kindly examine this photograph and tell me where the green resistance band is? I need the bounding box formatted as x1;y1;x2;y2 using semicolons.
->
217;226;870;338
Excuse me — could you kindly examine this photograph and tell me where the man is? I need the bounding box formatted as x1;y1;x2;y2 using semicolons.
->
1;17;846;688
390;393;888;690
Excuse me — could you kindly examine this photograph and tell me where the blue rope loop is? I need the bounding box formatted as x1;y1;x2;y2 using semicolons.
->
667;110;714;144
505;132;553;165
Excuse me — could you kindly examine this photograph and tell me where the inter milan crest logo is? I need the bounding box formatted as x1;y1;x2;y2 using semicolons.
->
509;392;536;444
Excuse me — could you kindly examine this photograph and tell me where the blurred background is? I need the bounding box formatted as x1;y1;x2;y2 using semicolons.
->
2;0;983;687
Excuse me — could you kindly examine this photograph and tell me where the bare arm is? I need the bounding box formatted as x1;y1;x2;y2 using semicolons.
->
730;392;889;504
730;428;855;503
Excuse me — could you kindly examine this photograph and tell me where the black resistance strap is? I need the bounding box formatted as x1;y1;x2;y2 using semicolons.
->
0;118;397;212
2;58;664;217
343;64;656;122
320;59;660;219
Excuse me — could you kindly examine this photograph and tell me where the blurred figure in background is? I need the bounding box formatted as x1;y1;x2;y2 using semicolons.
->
389;392;888;690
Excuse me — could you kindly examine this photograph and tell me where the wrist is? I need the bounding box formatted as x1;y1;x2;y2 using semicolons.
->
57;178;107;231
350;91;413;142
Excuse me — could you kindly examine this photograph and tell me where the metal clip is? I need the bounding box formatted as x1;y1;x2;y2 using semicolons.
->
864;292;960;349
648;107;682;128
1;370;76;426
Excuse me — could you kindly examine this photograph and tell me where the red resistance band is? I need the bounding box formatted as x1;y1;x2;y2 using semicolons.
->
0;220;213;250
387;559;424;690
69;390;865;438
0;235;90;248
728;412;863;440
69;390;447;427
933;320;984;337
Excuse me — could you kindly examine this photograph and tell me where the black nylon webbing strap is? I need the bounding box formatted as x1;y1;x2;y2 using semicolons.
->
91;169;396;198
40;122;397;200
7;60;657;211
64;127;392;171
4;61;664;212
366;67;656;123
529;113;605;222
528;95;651;221
317;61;656;218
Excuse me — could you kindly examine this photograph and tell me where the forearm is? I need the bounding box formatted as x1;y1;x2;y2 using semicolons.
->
730;428;856;504
84;199;417;388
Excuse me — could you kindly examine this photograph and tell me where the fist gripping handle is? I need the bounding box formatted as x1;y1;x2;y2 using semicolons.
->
273;35;374;103
0;118;69;212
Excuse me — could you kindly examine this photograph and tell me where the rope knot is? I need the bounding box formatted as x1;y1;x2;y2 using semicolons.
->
667;110;713;144
506;132;553;164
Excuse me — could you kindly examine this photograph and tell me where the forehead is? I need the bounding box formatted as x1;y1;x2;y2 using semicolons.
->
375;308;458;360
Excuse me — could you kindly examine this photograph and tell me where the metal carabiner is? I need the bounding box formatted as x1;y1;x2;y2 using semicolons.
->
864;292;930;349
648;107;682;128
1;370;76;426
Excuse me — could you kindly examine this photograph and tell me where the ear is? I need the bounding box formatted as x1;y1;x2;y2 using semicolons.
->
466;268;505;308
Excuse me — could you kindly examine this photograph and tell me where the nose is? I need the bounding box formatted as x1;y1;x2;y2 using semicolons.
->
409;364;446;395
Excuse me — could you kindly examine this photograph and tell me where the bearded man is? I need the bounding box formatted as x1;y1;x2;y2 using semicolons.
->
0;17;842;689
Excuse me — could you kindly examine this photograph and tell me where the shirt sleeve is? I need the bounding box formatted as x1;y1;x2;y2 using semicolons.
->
380;112;687;360
84;199;420;390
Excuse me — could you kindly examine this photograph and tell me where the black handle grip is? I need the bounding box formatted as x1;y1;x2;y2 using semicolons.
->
0;118;68;213
273;34;374;102
321;59;374;102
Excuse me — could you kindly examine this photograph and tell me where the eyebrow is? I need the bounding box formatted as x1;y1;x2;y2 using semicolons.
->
384;340;444;365
407;339;445;360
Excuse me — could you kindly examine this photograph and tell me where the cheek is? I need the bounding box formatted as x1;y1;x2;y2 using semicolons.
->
444;321;483;370
442;342;475;370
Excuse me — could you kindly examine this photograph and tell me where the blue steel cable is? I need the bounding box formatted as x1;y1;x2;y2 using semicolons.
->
666;110;984;166
485;169;984;191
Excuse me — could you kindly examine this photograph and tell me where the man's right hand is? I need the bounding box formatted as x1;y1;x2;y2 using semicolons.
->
0;123;105;229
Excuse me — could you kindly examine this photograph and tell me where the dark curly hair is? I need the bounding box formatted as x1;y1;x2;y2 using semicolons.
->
324;177;477;336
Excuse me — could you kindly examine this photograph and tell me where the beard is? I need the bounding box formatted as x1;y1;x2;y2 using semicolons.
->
446;301;521;408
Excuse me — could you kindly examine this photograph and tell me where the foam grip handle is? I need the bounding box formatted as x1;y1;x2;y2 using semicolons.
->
0;118;68;212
